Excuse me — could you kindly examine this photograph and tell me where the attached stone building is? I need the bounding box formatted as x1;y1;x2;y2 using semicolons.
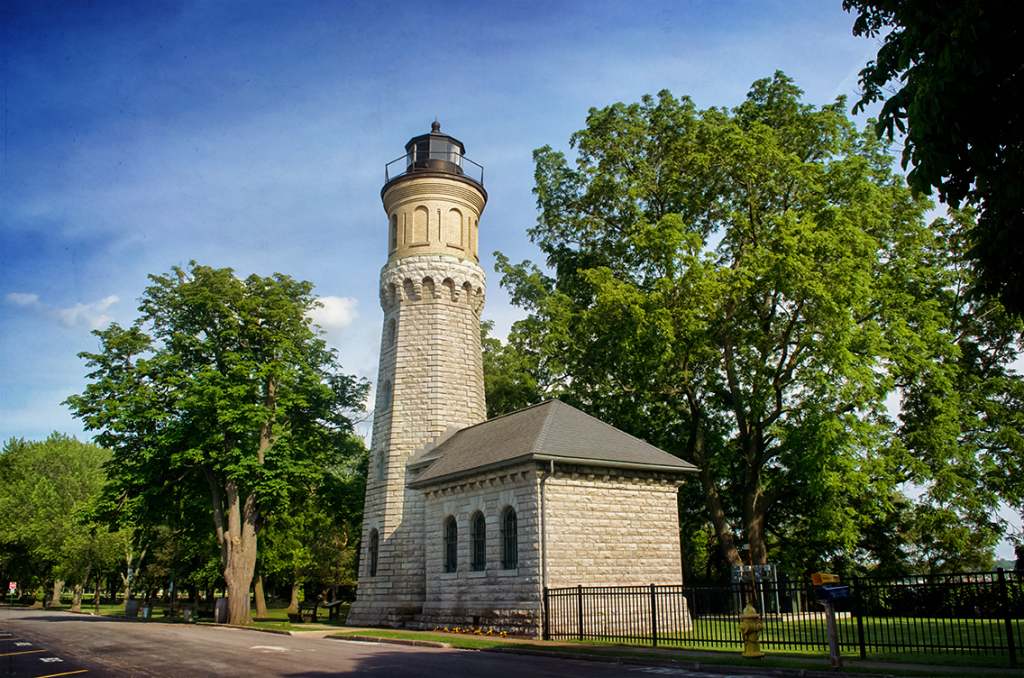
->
346;124;697;636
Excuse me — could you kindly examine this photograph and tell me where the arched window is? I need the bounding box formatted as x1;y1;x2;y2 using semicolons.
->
443;516;458;573
368;529;379;577
501;506;518;570
412;206;429;245
470;512;486;572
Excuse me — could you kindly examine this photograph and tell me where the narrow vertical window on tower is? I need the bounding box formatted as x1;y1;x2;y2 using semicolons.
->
368;529;379;577
390;214;398;251
501;506;518;570
443;516;458;573
470;512;486;571
448;208;464;249
387;318;396;348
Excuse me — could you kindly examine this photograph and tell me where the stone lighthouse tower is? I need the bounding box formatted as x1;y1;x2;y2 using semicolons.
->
346;123;488;627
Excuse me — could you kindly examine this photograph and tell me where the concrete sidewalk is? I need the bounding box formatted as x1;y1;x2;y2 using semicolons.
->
326;626;1024;678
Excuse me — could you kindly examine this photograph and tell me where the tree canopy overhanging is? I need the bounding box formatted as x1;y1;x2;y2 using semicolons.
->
488;73;1024;578
843;0;1024;317
64;262;369;624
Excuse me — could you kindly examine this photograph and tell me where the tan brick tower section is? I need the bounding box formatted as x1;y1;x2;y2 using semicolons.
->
347;125;488;627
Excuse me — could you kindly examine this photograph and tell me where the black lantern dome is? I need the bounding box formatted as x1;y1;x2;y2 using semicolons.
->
406;121;465;174
383;122;485;193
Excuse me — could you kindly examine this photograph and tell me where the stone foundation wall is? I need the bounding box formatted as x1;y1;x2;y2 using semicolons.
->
543;466;684;588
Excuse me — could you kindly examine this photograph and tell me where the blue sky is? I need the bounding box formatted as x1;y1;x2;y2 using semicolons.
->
4;1;1014;555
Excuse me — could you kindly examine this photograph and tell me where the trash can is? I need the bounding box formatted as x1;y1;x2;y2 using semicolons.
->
182;605;194;623
125;600;140;618
141;604;152;619
214;598;229;624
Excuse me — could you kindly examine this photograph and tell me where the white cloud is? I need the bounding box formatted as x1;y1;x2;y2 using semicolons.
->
4;293;119;329
55;296;120;328
309;296;359;330
6;292;39;306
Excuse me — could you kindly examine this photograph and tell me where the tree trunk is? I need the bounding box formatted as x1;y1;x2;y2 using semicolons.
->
287;583;300;614
94;572;103;614
211;475;259;625
254;575;268;619
70;565;91;613
51;579;64;607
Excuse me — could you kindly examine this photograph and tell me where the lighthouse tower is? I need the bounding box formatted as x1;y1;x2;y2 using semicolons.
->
347;123;488;626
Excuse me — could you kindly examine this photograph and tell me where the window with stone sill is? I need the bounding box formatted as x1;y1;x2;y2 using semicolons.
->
471;511;486;572
501;506;518;570
368;529;379;577
443;515;458;573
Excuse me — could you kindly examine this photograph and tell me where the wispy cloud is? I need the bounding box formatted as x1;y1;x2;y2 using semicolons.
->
5;293;119;329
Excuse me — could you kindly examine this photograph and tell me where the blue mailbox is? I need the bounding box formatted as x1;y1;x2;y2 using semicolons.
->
814;585;851;603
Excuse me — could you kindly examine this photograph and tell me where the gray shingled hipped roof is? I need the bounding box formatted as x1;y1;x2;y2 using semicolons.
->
408;399;697;488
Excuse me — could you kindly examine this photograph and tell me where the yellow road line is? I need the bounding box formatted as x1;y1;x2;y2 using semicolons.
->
39;671;89;678
0;649;45;656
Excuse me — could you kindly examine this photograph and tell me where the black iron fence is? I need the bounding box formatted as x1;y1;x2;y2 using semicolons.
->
542;569;1022;666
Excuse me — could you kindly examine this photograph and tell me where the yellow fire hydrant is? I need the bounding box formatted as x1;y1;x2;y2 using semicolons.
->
738;603;766;659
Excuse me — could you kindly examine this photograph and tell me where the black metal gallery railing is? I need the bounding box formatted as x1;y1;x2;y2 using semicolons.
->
542;569;1022;666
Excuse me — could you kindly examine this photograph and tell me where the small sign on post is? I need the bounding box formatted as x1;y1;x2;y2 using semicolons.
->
812;573;849;669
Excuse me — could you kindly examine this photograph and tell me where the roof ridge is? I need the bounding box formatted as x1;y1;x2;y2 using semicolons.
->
530;399;559;455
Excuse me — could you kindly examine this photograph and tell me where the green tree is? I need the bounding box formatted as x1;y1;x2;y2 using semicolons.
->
0;434;118;607
843;0;1024;316
258;432;367;610
887;211;1024;570
481;320;543;419
65;263;369;624
497;73;941;571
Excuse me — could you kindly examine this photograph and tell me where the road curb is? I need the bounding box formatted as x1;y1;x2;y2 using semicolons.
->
329;634;453;649
481;647;895;678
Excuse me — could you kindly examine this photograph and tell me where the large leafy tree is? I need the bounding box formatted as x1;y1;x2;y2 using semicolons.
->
888;210;1024;570
0;434;119;607
258;432;367;612
843;0;1023;317
497;73;956;571
65;263;368;624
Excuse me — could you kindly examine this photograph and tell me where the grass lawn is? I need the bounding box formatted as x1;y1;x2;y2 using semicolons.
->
12;596;352;630
546;615;1022;669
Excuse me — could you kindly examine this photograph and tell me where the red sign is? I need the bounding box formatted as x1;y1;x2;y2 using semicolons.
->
8;582;15;593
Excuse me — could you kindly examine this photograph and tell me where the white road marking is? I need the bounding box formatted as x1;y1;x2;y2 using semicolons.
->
15;642;32;646
250;645;288;652
40;657;64;662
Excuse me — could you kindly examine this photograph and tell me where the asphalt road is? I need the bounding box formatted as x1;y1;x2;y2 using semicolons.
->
1;607;768;678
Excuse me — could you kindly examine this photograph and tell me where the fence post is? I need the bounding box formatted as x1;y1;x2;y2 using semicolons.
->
998;568;1017;668
650;583;658;648
853;575;867;660
543;587;550;641
577;584;584;642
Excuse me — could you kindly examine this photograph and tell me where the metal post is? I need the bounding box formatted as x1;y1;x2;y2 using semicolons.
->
650;583;658;648
825;601;843;669
542;587;550;641
853;575;867;660
998;568;1017;668
577;584;584;641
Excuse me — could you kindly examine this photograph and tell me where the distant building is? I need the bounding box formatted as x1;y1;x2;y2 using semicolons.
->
345;124;697;636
